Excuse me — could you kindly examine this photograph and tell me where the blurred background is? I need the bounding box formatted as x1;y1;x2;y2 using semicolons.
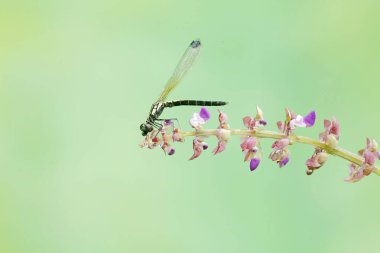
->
1;0;379;252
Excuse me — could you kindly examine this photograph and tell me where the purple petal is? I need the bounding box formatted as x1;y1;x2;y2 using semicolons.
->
279;157;289;168
199;107;210;121
167;147;175;156
259;120;267;126
250;158;260;171
304;111;316;127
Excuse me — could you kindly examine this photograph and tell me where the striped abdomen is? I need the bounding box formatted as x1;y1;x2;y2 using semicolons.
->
164;100;227;108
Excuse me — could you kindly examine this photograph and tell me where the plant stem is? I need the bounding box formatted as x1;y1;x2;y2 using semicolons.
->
181;128;380;175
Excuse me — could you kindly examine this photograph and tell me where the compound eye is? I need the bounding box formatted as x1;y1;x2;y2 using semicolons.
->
140;124;146;131
141;131;147;136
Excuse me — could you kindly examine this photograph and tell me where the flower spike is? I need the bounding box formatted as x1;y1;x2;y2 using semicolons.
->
140;107;380;183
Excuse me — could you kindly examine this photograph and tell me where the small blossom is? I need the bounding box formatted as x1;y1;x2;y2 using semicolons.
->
319;117;340;142
240;136;256;151
139;130;160;149
279;109;316;135
189;137;208;160
218;110;229;128
269;138;291;168
241;108;264;170
243;106;267;129
241;136;257;162
213;112;231;155
164;145;175;155
344;138;379;183
189;107;211;129
290;115;307;128
250;158;261;171
213;139;227;155
289;111;316;129
345;164;365;183
272;138;290;149
189;113;206;129
305;149;329;174
172;128;184;142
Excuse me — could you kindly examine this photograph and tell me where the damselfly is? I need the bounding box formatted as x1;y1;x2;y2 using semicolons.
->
140;39;227;136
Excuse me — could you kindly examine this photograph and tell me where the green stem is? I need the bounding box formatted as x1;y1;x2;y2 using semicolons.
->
181;128;380;175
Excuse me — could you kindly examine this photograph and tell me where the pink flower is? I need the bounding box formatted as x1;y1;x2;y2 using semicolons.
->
139;130;160;149
319;117;340;143
269;138;291;168
213;138;227;155
189;137;208;160
345;164;365;183
241;107;264;171
305;149;329;175
344;138;379;183
213;111;231;155
243;106;267;129
172;128;184;142
240;136;257;162
218;110;228;126
162;143;175;155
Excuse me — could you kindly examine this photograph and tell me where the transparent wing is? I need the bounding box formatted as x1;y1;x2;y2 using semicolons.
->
158;40;201;101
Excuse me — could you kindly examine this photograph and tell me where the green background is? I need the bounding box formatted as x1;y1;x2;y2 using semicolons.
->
1;0;379;252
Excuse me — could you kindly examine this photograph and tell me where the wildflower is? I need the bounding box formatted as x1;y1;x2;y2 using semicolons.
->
162;142;175;155
189;137;208;160
172;128;184;142
159;120;176;155
240;137;257;161
278;109;316;135
345;163;365;183
213;137;228;155
139;130;160;149
319;117;340;147
189;107;211;129
345;138;380;183
240;107;265;171
243;106;266;129
305;149;329;175
213;110;231;155
289;110;316;129
269;138;291;168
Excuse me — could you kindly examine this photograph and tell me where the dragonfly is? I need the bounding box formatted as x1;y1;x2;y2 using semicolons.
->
140;39;227;136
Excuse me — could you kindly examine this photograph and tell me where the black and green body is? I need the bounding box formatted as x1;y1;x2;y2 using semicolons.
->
140;100;227;136
139;39;227;136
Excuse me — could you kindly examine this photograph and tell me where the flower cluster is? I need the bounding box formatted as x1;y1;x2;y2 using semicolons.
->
305;117;340;175
241;107;266;171
140;106;379;183
345;138;380;182
267;109;316;168
139;119;181;155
